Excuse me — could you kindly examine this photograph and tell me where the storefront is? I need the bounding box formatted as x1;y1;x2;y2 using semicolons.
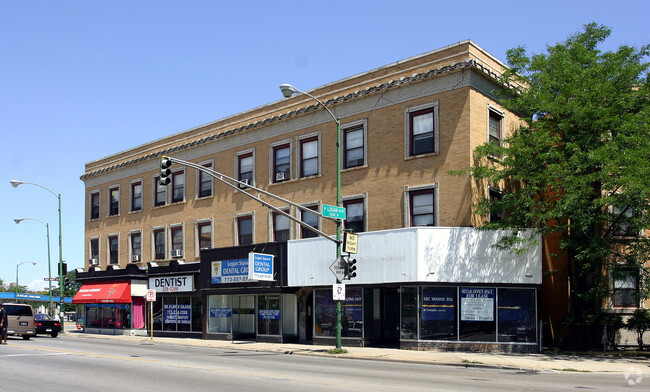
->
72;278;148;334
289;227;543;352
200;242;299;343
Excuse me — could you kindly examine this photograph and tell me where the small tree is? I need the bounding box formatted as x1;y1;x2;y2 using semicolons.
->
626;308;650;350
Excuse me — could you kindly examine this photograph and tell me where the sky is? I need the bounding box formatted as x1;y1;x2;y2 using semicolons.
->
1;0;648;292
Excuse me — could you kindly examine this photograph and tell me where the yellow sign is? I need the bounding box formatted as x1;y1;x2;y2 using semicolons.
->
344;232;358;254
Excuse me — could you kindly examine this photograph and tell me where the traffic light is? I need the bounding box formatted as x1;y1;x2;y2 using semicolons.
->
345;258;357;279
159;156;172;185
62;277;69;291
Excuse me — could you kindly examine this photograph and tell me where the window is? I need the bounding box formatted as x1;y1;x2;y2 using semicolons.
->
90;238;99;262
90;192;100;220
408;105;437;156
154;176;167;207
344;198;365;233
612;205;637;237
154;228;166;260
344;125;365;168
489;188;505;222
198;163;213;198
300;137;319;178
410;189;436;226
273;144;290;183
238;152;254;187
273;211;290;241
108;235;118;265
198;221;212;251
301;206;319;238
613;268;638;307
488;109;503;146
130;232;141;262
237;216;253;245
108;186;120;216
131;181;142;212
171;226;183;256
171;170;185;203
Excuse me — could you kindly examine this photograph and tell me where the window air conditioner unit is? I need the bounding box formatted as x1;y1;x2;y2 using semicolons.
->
89;258;99;266
239;178;250;187
171;249;183;258
132;255;141;262
275;172;287;181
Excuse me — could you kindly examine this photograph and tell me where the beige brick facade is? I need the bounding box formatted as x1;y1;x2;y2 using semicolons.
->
81;41;516;271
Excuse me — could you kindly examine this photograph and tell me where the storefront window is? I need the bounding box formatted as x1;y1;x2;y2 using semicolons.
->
401;287;418;340
282;294;297;335
459;287;496;341
314;287;363;338
258;295;281;335
497;288;536;343
85;304;130;329
208;295;232;333
150;296;201;332
421;287;457;340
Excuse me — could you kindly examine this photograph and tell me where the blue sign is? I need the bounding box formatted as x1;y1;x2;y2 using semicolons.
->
164;304;191;324
258;309;280;320
209;307;232;318
211;259;249;284
422;288;455;321
248;253;274;281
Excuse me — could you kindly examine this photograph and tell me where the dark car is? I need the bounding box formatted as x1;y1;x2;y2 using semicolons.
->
34;313;62;337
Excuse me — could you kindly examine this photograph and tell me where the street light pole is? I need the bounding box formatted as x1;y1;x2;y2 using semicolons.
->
279;84;344;350
15;261;36;298
14;218;53;316
10;180;64;328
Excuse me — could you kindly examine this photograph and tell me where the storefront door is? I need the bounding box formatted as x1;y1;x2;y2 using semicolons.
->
232;295;255;339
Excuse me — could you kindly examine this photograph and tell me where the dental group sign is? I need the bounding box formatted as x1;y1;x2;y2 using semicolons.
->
248;253;274;281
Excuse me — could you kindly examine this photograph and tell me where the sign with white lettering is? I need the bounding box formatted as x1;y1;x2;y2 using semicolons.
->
460;288;495;321
248;253;274;281
163;304;191;324
211;259;249;284
149;275;194;293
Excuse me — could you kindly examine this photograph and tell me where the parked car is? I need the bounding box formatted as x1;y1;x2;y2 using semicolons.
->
2;303;35;340
76;317;84;330
34;313;62;337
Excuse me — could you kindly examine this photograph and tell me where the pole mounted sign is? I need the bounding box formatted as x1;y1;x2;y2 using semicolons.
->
343;232;358;254
329;256;346;282
322;204;346;220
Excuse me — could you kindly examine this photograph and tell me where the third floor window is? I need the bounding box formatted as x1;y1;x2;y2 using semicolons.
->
108;187;120;216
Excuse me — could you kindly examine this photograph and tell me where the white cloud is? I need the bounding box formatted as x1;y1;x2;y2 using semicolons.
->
27;279;47;292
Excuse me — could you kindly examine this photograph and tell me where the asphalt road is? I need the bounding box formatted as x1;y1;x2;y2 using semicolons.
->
0;335;645;391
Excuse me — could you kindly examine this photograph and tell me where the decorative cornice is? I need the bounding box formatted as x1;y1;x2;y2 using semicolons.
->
80;59;499;181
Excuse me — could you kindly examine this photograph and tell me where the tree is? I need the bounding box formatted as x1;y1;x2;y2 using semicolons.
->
462;24;650;344
626;309;650;350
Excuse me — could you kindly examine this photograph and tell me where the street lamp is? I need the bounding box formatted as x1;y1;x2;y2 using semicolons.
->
279;83;344;349
16;261;37;298
14;218;54;316
10;180;64;327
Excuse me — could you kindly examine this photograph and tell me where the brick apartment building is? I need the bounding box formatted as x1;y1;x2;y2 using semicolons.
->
76;41;545;351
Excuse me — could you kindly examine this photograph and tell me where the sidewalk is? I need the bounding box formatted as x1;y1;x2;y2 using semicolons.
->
63;330;650;374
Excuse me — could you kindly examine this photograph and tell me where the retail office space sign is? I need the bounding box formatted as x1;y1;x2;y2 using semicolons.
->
149;275;194;293
460;287;495;321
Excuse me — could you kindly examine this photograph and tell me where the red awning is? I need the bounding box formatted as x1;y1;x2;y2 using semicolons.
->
73;282;131;304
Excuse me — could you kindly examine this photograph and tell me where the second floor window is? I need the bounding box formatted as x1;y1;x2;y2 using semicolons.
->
489;188;505;222
171;226;183;255
238;216;253;245
273;144;290;183
301;207;319;238
410;189;435;227
198;222;212;250
238;153;254;187
172;171;185;203
131;181;142;212
109;187;120;216
613;268;637;307
300;137;318;177
108;235;118;264
131;232;141;262
90;238;99;261
273;212;290;241
344;199;365;233
90;192;100;220
154;229;165;260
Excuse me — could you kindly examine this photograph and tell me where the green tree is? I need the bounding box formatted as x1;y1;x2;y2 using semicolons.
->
461;24;650;342
626;309;650;350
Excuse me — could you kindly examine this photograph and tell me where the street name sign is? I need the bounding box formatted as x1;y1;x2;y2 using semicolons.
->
322;204;346;220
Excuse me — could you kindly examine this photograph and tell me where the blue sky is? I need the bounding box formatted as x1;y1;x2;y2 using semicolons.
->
1;0;648;291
